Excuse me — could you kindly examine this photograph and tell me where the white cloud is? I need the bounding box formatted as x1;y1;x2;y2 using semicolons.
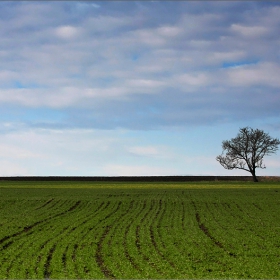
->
231;23;268;38
227;62;280;87
135;30;166;46
55;25;80;39
157;25;182;37
0;70;17;82
175;72;210;87
0;128;124;175
128;25;181;47
125;79;166;89
0;88;81;108
207;51;246;64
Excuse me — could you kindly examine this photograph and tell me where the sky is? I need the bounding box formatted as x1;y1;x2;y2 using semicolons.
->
0;1;280;177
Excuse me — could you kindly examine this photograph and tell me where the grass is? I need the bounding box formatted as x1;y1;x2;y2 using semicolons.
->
0;180;279;279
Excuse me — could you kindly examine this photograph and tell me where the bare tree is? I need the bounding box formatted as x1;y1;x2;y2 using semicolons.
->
216;127;280;182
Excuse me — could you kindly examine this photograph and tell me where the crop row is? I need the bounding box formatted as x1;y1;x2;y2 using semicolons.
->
0;186;279;278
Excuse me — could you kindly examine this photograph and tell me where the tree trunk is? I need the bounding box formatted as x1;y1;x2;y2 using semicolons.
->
251;170;258;182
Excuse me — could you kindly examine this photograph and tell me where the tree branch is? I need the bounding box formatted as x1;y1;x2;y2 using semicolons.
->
216;127;280;181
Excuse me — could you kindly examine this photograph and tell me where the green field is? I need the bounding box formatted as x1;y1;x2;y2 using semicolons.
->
0;180;279;279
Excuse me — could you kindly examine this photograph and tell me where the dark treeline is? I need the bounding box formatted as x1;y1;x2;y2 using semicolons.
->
0;175;275;182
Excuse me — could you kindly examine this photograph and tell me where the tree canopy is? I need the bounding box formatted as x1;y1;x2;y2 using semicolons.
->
216;127;280;182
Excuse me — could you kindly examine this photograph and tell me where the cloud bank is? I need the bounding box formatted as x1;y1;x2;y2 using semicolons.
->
0;1;280;176
0;1;279;131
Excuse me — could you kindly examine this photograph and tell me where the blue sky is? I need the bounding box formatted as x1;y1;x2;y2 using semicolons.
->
0;1;280;176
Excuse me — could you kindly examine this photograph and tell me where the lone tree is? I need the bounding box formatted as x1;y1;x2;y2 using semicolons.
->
216;127;280;182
